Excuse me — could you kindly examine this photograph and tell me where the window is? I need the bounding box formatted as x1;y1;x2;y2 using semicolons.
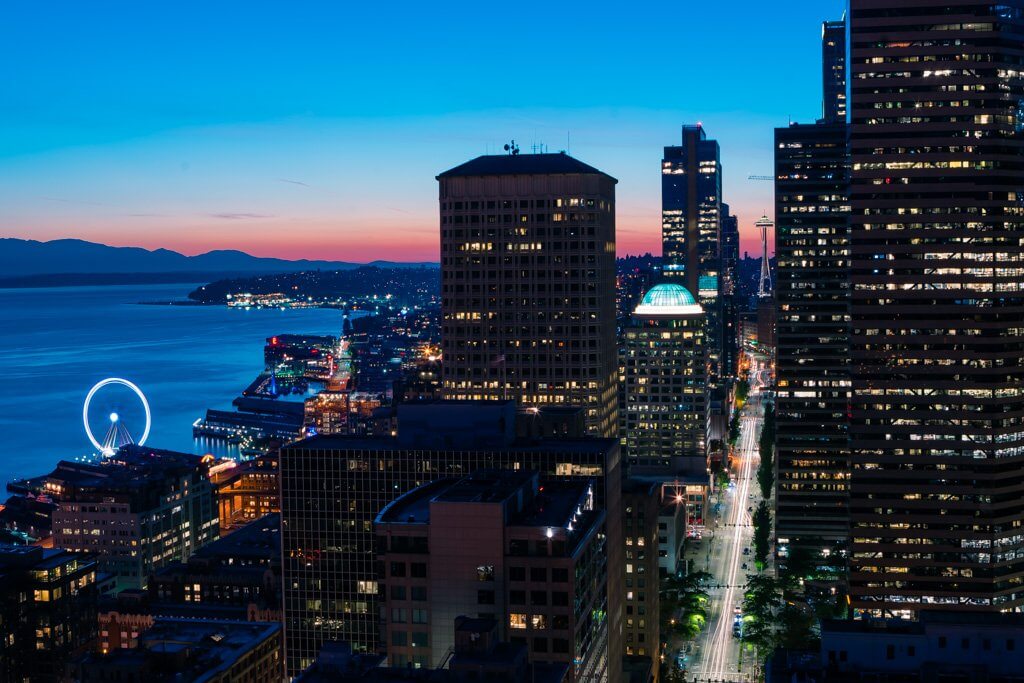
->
533;637;548;653
391;585;406;601
509;567;526;581
962;638;969;650
531;614;547;629
531;590;547;606
553;638;569;653
411;632;428;647
390;562;406;578
391;608;406;623
530;567;547;582
552;568;568;583
1008;639;1016;651
411;586;427;601
886;645;894;660
510;590;526;605
392;631;407;646
411;563;427;578
477;565;494;581
510;613;527;630
552;591;568;607
478;590;495;605
412;609;428;624
939;636;947;649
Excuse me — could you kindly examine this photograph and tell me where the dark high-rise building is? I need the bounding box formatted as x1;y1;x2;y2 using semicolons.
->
774;120;850;552
721;204;741;381
822;19;847;123
279;401;622;679
662;125;724;389
848;1;1024;618
437;153;619;438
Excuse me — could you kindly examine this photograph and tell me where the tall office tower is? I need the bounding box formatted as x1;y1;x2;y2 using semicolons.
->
437;153;619;438
279;401;622;679
720;204;741;381
623;284;707;475
822;19;847;123
662;125;724;389
848;1;1024;618
774;121;850;553
374;471;608;682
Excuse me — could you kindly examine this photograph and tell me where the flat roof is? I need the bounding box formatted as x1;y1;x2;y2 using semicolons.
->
437;152;616;182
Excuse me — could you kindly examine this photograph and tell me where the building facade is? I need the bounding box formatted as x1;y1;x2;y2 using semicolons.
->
279;401;623;679
50;446;219;590
621;480;660;668
774;121;851;553
662;124;723;390
848;0;1024;617
622;284;707;475
374;471;608;682
437;153;620;438
0;545;100;683
822;19;847;123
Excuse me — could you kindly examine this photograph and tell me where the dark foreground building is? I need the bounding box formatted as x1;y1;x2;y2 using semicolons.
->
848;1;1024;616
774;120;850;552
437;153;620;438
279;401;623;680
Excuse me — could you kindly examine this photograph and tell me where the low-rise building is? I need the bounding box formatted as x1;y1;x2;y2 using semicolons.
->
0;544;101;683
78;618;282;683
210;453;279;533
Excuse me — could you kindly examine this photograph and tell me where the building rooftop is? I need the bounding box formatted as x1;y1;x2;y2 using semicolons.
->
288;434;616;454
437;152;616;182
633;283;703;317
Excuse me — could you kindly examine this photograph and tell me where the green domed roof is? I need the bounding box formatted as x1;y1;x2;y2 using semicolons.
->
634;283;703;317
639;283;697;308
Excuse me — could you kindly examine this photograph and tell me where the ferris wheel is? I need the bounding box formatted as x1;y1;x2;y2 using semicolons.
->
83;378;152;456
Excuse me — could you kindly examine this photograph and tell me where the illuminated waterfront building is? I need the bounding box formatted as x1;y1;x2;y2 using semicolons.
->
49;446;219;591
278;401;622;679
210;452;280;533
848;0;1024;617
373;470;608;682
623;284;707;476
662;125;723;391
437;153;619;438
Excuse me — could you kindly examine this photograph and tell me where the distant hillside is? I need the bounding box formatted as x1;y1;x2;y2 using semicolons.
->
0;238;436;286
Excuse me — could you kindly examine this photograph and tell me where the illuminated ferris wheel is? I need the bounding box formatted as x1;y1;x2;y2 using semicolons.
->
83;378;152;456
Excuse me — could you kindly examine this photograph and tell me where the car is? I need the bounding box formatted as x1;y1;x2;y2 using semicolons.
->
742;562;748;570
743;547;750;555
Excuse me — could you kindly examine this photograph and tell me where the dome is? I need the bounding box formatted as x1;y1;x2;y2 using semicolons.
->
634;283;703;317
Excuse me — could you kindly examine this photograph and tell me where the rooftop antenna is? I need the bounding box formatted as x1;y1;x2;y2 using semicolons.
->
503;140;519;156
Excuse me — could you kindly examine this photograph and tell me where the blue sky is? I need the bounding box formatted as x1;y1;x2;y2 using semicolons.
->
0;0;847;260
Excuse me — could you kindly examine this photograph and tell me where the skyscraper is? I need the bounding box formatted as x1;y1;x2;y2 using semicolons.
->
774;121;850;553
721;204;741;381
437;153;619;438
848;0;1024;617
822;19;847;123
623;284;707;475
662;125;723;390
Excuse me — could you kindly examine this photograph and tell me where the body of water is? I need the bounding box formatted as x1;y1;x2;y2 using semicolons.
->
0;283;346;484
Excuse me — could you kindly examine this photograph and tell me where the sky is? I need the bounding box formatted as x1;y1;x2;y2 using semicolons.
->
0;1;847;262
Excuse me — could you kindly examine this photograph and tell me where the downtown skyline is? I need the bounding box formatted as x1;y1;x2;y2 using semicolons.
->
0;0;846;262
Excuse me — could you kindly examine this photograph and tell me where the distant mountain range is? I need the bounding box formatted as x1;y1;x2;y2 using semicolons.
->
0;238;436;287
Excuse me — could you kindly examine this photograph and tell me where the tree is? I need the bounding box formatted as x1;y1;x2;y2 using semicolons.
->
727;412;741;447
756;403;776;500
752;500;772;569
735;378;750;404
741;574;783;654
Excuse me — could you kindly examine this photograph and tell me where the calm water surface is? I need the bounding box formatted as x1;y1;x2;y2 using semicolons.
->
0;283;345;483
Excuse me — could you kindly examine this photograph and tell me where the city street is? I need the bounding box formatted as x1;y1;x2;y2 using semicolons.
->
686;366;767;682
